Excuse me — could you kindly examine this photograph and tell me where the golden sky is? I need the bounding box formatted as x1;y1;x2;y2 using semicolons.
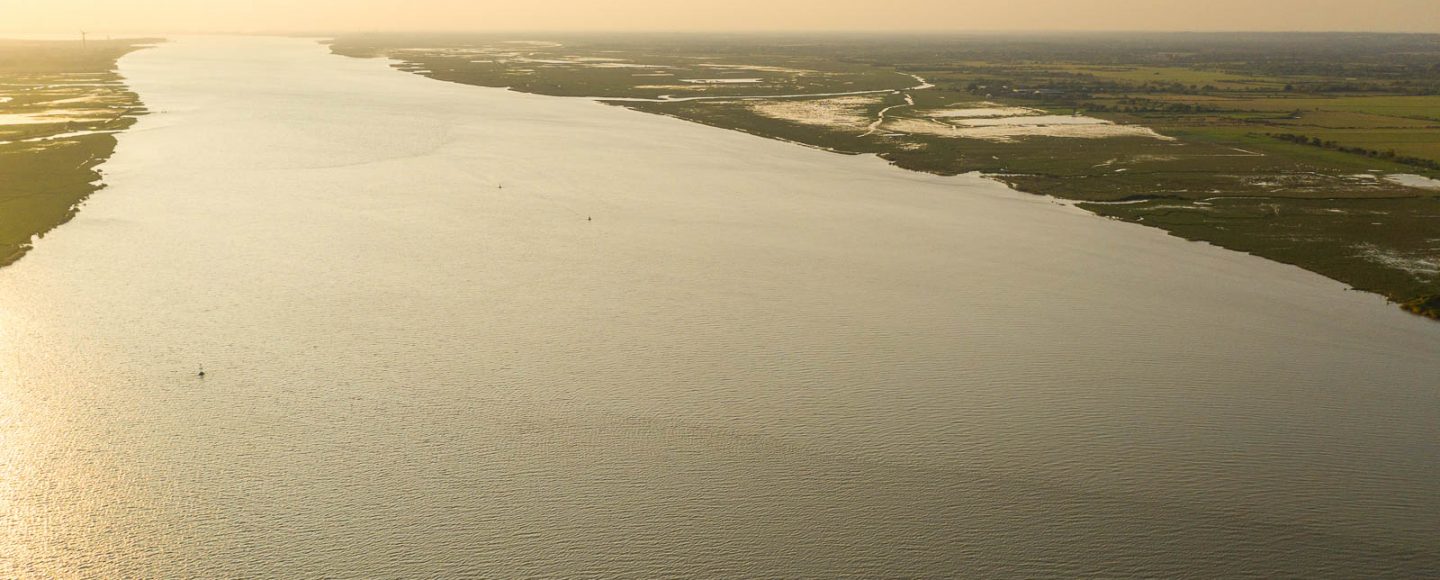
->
2;0;1437;34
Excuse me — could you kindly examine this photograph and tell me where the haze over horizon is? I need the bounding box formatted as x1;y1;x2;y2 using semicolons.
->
2;0;1438;35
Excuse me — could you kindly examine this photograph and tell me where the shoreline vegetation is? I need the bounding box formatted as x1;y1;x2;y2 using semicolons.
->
330;33;1440;320
0;38;156;267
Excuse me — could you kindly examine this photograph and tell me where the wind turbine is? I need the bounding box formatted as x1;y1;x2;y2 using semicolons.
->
80;31;88;49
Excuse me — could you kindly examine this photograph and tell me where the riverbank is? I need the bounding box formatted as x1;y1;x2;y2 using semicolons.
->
329;33;1440;320
0;38;156;267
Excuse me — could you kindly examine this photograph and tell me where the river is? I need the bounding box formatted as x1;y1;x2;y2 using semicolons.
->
1;36;1437;578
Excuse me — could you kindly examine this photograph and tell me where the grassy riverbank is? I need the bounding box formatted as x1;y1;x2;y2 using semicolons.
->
331;33;1440;320
0;38;155;266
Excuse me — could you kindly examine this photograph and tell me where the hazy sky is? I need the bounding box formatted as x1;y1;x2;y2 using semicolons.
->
2;0;1438;34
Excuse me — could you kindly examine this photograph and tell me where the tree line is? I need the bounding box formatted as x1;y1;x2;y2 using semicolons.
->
1268;133;1440;171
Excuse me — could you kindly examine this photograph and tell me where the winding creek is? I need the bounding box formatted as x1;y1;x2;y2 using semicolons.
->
1;36;1438;577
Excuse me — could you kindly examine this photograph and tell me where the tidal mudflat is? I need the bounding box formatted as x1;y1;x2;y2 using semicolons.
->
1;36;1438;577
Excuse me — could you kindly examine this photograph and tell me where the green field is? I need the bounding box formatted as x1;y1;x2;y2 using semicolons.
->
1193;96;1440;118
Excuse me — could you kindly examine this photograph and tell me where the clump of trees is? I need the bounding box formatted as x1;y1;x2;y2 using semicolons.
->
1268;133;1440;171
1401;295;1440;320
1084;97;1223;114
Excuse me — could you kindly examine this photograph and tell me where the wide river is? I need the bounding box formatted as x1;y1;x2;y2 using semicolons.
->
1;37;1437;578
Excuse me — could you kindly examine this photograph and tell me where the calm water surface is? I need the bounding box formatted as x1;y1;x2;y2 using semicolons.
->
1;37;1437;578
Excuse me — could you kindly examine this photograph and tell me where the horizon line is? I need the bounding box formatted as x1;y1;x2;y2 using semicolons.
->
5;28;1440;38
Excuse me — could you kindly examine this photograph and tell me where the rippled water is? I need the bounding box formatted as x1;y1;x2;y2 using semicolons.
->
1;36;1437;578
